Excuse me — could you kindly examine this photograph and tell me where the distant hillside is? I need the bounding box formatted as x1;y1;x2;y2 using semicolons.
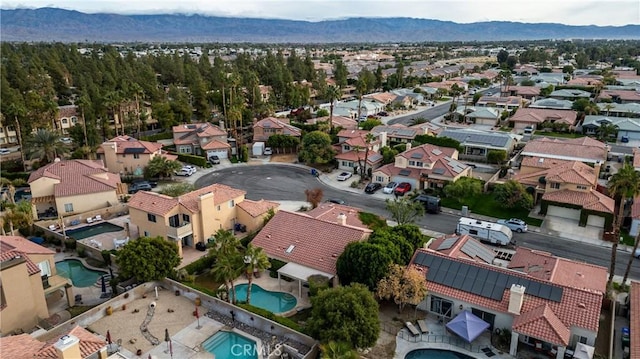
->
1;8;639;43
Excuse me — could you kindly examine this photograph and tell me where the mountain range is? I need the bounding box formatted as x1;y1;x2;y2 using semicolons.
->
2;8;639;43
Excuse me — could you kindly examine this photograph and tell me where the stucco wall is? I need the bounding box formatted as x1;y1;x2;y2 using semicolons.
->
0;262;49;334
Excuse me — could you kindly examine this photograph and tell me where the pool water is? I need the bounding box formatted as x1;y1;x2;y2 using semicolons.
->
55;259;106;287
202;331;258;359
232;284;297;313
65;222;124;240
405;349;475;359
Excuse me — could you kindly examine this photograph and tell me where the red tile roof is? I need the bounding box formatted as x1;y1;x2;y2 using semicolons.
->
252;211;370;275
542;189;614;213
632;195;640;219
411;247;605;346
28;160;122;197
508;86;541;96
428;234;496;263
57;105;78;119
599;89;640;102
253;117;302;137
630;281;640;359
0;235;53;276
0;326;105;358
334;150;382;165
375;143;469;180
337;129;370;139
312;116;357;130
520;157;572;171
128;184;246;216
512;304;571;346
236;199;279;218
515;161;597;188
306;203;369;230
96;135;162;154
509;108;578;126
201;139;231;150
521;137;607;163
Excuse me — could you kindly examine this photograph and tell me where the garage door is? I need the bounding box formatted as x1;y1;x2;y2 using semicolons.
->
207;149;228;159
547;205;581;220
586;215;605;227
391;177;418;190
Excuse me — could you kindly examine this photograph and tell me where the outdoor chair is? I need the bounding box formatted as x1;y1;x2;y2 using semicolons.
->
417;319;428;333
405;322;420;336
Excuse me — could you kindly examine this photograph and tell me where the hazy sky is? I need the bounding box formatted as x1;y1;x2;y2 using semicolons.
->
3;0;639;26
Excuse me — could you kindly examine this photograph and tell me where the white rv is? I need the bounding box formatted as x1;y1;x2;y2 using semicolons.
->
455;217;514;246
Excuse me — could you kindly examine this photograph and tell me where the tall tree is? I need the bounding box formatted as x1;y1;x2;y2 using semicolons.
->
25;129;70;164
607;164;640;294
385;198;425;225
116;236;181;282
324;85;342;133
376;264;428;313
242;245;271;304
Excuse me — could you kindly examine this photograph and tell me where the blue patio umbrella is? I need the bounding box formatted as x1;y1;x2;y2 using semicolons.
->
445;310;490;343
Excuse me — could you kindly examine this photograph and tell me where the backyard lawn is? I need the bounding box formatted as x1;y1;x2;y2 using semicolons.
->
440;192;543;226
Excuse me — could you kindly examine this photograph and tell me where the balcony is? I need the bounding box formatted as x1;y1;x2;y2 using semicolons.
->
43;274;71;295
167;222;193;239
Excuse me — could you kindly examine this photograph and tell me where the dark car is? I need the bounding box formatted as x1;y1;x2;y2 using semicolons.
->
413;194;441;214
377;111;389;117
327;199;346;205
394;182;412;196
364;182;383;194
128;182;152;194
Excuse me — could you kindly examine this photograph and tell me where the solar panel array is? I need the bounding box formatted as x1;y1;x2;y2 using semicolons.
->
399;169;412;176
437;237;459;250
460;240;496;264
433;168;446;175
123;147;146;154
413;252;563;302
411;153;424;159
439;129;511;148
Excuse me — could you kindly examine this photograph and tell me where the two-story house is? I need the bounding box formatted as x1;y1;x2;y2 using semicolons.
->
252;117;302;143
411;234;606;359
54;105;79;135
509;108;579;133
127;184;278;257
96;135;178;175
0;236;72;335
372;143;472;190
513;160;614;230
172;123;230;159
0;121;18;145
334;129;383;172
28;160;127;220
519;137;607;172
370;124;419;144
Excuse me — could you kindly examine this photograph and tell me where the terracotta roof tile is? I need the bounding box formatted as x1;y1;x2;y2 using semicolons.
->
630;281;640;359
28;160;122;197
0;236;54;275
510;108;578;126
178;184;245;213
337;129;370;139
542;189;615;213
306;203;369;230
512;304;571;346
0;334;47;358
520;157;572;170
0;326;105;359
236;199;279;218
521;137;607;163
335;150;382;165
252;211;370;275
128;191;178;216
428;234;496;263
253;117;302;137
201;140;231;150
311;116;357;130
97;135;162;154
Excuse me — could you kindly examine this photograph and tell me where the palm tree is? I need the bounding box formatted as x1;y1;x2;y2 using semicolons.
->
2;201;34;235
209;229;242;257
361;133;375;180
597;123;618;142
319;341;358;359
144;156;182;179
325;85;342;134
5;103;27;171
242;245;271;304
622;230;640;286
607;164;640;293
356;78;368;120
25;129;69;164
210;254;243;303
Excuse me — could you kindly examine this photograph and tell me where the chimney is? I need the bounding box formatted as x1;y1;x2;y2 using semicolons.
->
219;120;225;130
54;335;81;359
337;213;347;226
405;143;412;151
379;131;388;148
508;284;526;315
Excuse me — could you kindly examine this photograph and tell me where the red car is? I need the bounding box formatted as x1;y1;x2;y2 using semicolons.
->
394;182;412;196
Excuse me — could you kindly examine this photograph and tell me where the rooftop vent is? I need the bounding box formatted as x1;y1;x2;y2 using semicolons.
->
285;245;295;254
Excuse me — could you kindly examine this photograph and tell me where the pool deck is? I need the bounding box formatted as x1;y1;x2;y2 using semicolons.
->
72;216;139;251
232;273;311;315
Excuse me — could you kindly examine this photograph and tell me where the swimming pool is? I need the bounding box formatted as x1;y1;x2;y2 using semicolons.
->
232;284;297;313
202;331;258;359
65;222;124;240
405;349;475;359
55;259;107;287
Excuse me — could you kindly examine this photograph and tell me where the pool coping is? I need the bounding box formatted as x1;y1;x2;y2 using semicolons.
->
63;221;125;240
204;328;264;359
55;256;110;287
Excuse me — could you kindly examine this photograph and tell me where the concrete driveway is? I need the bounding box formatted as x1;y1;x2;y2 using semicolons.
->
541;215;605;245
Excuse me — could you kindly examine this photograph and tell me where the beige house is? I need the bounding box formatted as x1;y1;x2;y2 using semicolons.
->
127;184;278;257
0;326;107;359
252;117;302;143
0;121;18;145
28;160;127;220
172;123;230;159
97;135;178;175
54;105;79;135
0;236;72;335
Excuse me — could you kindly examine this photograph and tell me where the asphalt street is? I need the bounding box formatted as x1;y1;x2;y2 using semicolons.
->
196;164;640;280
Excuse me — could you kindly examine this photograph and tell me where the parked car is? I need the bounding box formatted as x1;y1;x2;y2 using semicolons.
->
0;149;10;155
383;182;398;194
184;165;197;173
336;172;353;181
264;147;273;155
208;155;220;165
132;179;157;188
128;182;153;194
59;137;73;144
497;218;528;233
413;194;441;214
327;198;346;205
634;248;640;259
175;166;195;176
377;111;389;117
364;182;383;194
394;182;412;196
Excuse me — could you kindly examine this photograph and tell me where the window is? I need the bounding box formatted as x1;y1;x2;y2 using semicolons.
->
169;215;179;227
376;176;384;182
577;185;587;190
469;229;478;235
62;118;68;124
133;153;140;159
471;308;496;330
409;160;415;166
229;200;235;208
179;146;192;154
217;205;221;211
144;231;150;237
343;145;350;151
550;182;560;189
147;213;156;223
570;334;588;347
71;116;78;123
38;261;51;277
64;203;73;213
430;296;453;318
416;161;423;167
182;214;190;223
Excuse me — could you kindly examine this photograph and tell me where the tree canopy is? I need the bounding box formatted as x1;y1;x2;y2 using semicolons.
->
299;131;335;165
337;242;395;291
385;198;424;225
306;283;380;349
377;264;428;312
116;236;181;282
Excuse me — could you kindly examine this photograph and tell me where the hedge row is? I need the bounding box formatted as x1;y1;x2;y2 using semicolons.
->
1;172;30;181
237;303;302;333
176;153;208;167
183;254;216;275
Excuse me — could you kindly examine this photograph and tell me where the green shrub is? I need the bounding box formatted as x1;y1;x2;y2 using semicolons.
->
2;172;30;182
358;212;388;230
77;246;86;258
308;274;330;296
237;303;302;332
140;132;173;141
65;240;77;250
240;231;258;247
101;250;112;266
184;254;216;275
176;153;208;167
